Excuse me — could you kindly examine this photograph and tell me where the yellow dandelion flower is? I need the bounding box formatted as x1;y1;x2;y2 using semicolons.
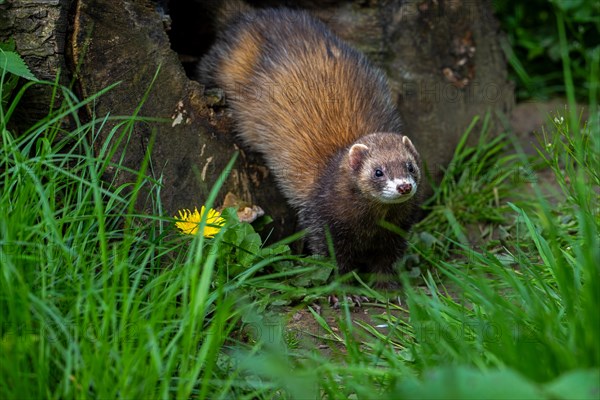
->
174;206;225;237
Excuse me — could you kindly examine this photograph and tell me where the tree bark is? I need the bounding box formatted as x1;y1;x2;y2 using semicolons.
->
0;0;71;125
1;0;514;241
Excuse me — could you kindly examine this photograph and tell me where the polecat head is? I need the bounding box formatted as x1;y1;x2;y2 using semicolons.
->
348;133;421;204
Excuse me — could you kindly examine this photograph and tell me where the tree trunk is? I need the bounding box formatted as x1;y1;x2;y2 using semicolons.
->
67;0;291;234
0;0;71;125
1;0;514;241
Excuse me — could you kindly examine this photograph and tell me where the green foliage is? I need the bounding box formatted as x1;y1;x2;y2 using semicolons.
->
0;59;324;398
0;40;38;81
494;0;599;100
392;367;599;399
0;40;38;109
406;114;524;269
392;91;599;386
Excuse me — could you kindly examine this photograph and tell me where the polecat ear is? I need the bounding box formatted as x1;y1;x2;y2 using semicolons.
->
349;144;369;170
402;136;420;161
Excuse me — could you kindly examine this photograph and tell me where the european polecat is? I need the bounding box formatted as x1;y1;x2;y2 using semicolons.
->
198;3;422;285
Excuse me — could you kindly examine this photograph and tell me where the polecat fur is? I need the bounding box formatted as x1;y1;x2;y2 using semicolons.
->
198;3;422;285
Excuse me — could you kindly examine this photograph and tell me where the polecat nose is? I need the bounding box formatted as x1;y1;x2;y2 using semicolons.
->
397;182;413;194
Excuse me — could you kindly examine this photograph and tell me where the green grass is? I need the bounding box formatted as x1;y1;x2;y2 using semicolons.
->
494;0;599;101
1;20;599;399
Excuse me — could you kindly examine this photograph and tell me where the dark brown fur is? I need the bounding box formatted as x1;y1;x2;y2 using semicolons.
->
199;3;422;284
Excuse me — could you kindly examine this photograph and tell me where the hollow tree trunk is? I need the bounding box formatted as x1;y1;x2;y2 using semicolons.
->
1;0;514;241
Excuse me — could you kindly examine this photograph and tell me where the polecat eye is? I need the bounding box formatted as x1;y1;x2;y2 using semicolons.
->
374;169;384;178
407;162;415;174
